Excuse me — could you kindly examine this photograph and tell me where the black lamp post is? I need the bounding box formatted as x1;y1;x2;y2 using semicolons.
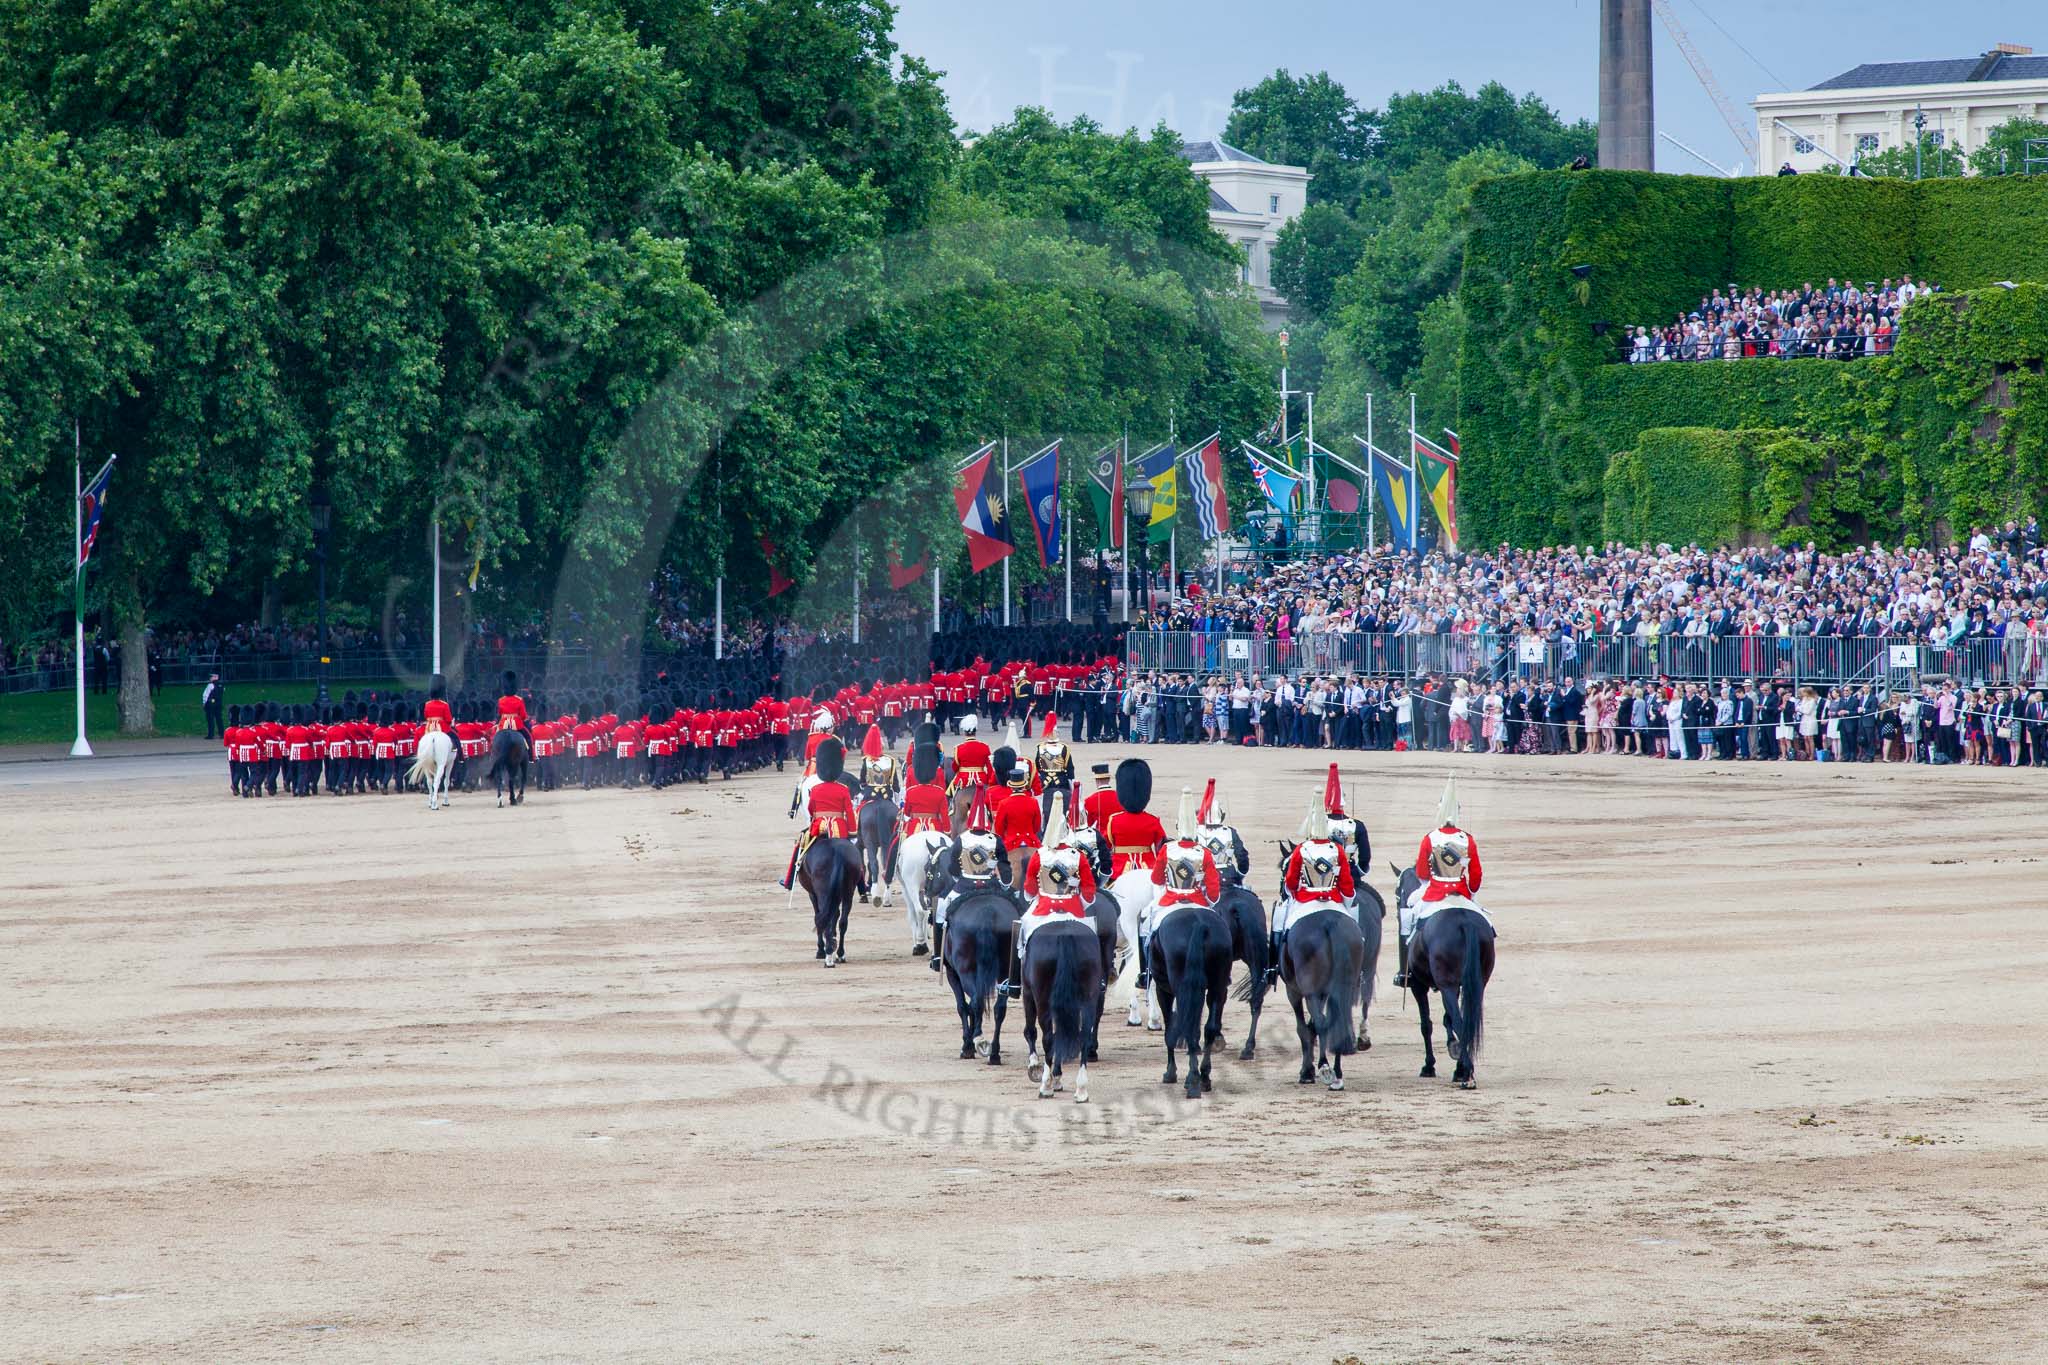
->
310;484;331;705
1126;479;1154;616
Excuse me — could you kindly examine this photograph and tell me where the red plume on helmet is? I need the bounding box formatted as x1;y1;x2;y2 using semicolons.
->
862;724;885;760
1068;780;1083;829
1323;763;1344;816
1041;712;1058;740
1196;778;1216;825
966;787;993;831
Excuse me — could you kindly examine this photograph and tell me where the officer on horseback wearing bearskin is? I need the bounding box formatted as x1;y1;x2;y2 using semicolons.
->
901;742;949;837
1268;791;1357;985
782;735;860;893
1396;774;1488;986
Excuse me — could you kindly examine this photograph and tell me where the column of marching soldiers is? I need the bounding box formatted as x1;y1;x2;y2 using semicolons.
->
215;656;1122;798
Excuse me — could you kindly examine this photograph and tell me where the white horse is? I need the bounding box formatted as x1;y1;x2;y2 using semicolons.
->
895;828;952;955
1106;866;1162;1031
407;729;456;810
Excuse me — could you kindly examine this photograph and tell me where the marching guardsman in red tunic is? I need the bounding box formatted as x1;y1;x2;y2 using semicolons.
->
783;736;857;891
901;743;950;835
1397;774;1488;986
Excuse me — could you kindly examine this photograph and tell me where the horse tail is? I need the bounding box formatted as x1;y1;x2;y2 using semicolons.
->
1317;932;1359;1057
1047;932;1088;1066
406;747;432;786
1179;913;1211;1057
967;916;1000;1029
1458;917;1487;1057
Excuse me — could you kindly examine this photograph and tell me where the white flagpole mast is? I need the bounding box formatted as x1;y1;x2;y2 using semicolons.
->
1120;427;1129;624
1366;393;1376;551
714;577;724;660
1001;431;1011;628
932;559;941;635
72;419;90;759
1408;391;1421;551
1063;443;1073;622
432;518;442;675
852;542;861;645
1167;407;1176;612
1305;389;1317;516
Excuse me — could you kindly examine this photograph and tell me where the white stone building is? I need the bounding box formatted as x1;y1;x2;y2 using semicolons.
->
1178;140;1310;327
1754;44;2048;174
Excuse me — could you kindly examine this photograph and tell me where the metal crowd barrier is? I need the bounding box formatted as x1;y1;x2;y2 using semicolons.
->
1125;631;2048;690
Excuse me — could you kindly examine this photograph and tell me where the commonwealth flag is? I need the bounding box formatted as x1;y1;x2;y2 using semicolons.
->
1137;442;1177;545
1367;444;1419;550
1085;440;1124;551
1179;434;1230;540
1016;441;1062;569
953;441;1014;573
1412;430;1459;554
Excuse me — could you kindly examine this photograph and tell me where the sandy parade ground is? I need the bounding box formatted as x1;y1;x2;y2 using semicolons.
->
3;741;2047;1363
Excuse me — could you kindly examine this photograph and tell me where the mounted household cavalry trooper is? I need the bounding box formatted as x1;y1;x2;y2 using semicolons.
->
1319;764;1371;878
1033;712;1076;819
1015;794;1098;975
928;788;1011;972
1150;785;1221;934
856;724;899;802
782;735;858;892
1269;791;1358;984
901;743;950;836
1193;779;1250;882
788;708;838;818
1397;775;1489;986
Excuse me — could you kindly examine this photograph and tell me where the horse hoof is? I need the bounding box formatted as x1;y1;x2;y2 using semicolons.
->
1360;1036;1372;1052
822;957;836;969
1146;1019;1162;1033
1185;1081;1202;1101
1237;1046;1255;1062
1298;1072;1315;1085
1074;1088;1088;1105
1317;1060;1332;1080
1201;1074;1213;1092
975;1039;990;1058
1420;1064;1436;1078
959;1046;976;1060
912;944;928;957
1160;1070;1176;1085
986;1052;1001;1067
1458;1077;1477;1090
1327;1076;1345;1092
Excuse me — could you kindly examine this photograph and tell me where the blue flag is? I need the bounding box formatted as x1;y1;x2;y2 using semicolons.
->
1368;445;1419;549
80;457;114;568
1016;441;1062;568
1246;450;1300;512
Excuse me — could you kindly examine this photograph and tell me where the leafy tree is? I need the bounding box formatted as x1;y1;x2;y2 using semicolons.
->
1373;81;1595;179
1858;135;1967;179
1969;116;2048;177
1222;69;1374;210
1270;202;1372;322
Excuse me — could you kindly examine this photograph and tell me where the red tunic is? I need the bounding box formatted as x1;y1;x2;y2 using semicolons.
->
1284;843;1356;903
901;781;949;834
422;699;453;734
994;790;1042;851
1152;841;1221;907
497;694;529;730
1104;810;1166;876
1415;828;1483;902
951;738;991;789
1082;788;1122;835
1022;847;1098;912
806;780;855;838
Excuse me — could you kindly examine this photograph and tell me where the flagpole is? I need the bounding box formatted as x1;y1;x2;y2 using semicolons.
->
714;576;724;660
852;543;861;645
72;420;90;759
1366;393;1376;551
932;560;941;635
1119;430;1129;624
1306;389;1318;522
1408;392;1421;551
1001;432;1011;628
431;518;442;676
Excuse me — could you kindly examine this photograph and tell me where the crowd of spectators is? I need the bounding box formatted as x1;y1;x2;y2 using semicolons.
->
1623;276;1938;363
1140;521;2048;661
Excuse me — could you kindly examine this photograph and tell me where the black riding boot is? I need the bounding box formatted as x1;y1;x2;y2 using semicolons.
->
929;918;945;971
1393;932;1411;988
1266;931;1285;987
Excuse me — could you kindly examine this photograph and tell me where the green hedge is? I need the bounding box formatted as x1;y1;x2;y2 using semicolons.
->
1460;169;2048;548
1603;426;1905;551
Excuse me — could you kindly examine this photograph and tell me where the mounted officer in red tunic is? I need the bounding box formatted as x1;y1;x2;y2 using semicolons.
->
783;736;857;891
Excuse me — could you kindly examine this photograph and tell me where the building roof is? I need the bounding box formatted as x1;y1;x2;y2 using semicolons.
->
1810;51;2048;91
1178;139;1269;165
1207;187;1239;213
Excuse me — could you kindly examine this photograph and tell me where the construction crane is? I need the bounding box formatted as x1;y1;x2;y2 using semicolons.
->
1650;0;1761;172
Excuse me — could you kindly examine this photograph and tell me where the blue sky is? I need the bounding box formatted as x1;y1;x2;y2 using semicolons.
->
891;0;2038;175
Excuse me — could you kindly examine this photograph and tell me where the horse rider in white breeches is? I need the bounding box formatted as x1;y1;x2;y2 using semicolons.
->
1269;792;1357;983
1395;774;1491;986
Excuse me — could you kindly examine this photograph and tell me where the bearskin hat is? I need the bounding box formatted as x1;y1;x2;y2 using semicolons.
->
813;736;845;784
1114;757;1152;813
990;745;1016;785
914;720;940;748
911;744;940;785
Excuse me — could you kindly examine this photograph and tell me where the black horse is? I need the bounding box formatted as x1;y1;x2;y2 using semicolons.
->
1148;906;1232;1100
1396;867;1495;1088
801;835;863;967
1279;908;1365;1091
487;727;530;807
1216;885;1273;1060
940;888;1019;1063
856;794;900;907
1022;920;1101;1102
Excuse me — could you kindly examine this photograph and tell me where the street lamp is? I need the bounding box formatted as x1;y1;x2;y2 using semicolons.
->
310;484;332;705
1125;479;1154;616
